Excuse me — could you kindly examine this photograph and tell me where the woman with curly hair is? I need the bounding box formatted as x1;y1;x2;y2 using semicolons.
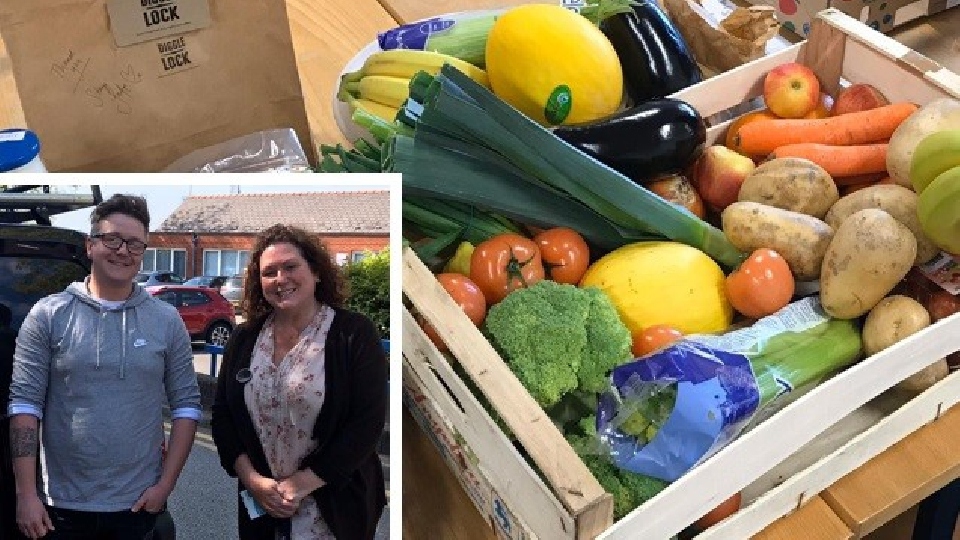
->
212;224;387;540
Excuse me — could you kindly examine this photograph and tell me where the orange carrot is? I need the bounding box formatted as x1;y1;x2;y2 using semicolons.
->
733;102;918;155
770;142;888;178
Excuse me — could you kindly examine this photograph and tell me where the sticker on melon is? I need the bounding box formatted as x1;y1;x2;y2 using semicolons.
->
544;85;573;125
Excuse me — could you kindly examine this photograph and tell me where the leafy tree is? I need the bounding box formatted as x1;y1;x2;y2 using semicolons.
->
342;247;390;339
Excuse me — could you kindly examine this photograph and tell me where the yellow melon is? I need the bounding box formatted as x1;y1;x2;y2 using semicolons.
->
579;241;733;336
484;4;623;126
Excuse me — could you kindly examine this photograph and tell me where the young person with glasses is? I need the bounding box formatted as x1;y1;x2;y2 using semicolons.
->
8;194;201;540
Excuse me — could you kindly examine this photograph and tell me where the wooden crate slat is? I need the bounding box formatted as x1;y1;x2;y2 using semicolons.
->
402;307;575;539
599;311;960;539
821;394;960;536
796;13;847;97
401;248;612;526
818;8;960;100
838;39;960;104
400;8;960;538
698;369;960;538
403;362;540;539
670;45;802;119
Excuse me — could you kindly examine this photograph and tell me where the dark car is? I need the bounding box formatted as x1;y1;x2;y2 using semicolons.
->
135;271;185;286
1;188;175;540
147;285;235;346
183;275;228;289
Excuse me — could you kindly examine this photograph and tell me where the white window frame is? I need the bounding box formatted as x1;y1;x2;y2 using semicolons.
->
202;248;250;276
141;248;187;274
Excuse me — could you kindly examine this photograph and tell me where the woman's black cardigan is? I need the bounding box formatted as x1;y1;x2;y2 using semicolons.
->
211;308;387;540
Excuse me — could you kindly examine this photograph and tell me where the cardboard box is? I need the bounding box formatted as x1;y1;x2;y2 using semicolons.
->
749;0;956;37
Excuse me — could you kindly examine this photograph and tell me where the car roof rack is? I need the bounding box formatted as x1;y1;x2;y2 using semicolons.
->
0;185;102;225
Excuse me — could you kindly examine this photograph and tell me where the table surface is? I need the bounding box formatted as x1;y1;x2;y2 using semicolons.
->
2;1;959;538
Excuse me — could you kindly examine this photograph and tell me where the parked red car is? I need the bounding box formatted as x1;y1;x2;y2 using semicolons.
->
146;285;235;346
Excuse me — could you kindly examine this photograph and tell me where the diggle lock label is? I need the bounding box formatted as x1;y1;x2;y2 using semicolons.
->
107;0;212;48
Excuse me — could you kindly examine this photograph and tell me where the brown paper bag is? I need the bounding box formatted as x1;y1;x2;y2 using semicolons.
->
662;0;780;76
0;0;311;172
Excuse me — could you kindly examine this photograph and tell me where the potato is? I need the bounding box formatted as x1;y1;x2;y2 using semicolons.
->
820;209;917;319
887;98;960;188
737;157;839;218
721;201;834;281
863;295;931;356
864;295;951;392
823;184;939;265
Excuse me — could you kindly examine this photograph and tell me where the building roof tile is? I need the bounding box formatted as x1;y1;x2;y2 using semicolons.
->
158;191;389;234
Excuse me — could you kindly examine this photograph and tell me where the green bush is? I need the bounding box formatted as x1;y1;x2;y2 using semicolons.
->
342;248;390;339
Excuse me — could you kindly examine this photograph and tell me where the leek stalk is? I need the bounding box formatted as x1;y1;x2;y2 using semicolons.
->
414;66;745;268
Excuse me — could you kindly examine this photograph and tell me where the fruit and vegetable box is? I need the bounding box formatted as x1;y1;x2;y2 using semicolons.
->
398;7;960;540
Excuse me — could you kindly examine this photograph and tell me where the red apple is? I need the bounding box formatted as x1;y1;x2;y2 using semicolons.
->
763;63;821;119
831;83;890;116
803;93;834;119
692;145;757;212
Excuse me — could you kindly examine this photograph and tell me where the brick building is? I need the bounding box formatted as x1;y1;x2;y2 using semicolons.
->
142;190;389;279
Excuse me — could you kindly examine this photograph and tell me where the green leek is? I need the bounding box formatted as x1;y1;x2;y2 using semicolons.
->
413;65;745;268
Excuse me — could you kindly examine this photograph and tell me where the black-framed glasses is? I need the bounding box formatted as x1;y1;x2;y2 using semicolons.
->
91;233;147;255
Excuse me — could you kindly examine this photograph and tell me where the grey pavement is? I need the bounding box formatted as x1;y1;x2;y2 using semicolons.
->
168;429;390;539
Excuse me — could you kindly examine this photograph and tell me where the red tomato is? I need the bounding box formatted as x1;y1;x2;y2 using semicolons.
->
632;324;684;357
534;227;590;285
435;273;487;326
695;491;742;530
417;274;488;353
470;233;544;305
725;249;795;319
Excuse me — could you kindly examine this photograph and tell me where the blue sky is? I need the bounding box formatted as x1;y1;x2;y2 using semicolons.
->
43;178;393;233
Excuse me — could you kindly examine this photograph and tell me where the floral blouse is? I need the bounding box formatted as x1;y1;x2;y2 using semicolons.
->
245;305;337;539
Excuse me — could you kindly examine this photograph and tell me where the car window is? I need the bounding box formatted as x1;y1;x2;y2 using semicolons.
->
155;290;178;307
0;257;88;332
181;291;210;307
170;274;185;284
134;273;150;283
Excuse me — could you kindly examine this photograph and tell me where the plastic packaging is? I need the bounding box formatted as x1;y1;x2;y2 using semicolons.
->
162;128;311;173
0;129;47;173
596;297;863;481
376;10;506;67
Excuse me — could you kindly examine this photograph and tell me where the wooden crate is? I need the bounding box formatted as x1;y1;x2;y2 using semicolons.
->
402;9;960;539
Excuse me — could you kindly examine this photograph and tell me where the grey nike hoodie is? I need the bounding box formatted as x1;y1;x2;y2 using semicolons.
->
9;280;201;511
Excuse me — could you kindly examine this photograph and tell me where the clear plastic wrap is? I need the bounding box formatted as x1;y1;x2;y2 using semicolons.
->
596;297;863;481
162;128;311;173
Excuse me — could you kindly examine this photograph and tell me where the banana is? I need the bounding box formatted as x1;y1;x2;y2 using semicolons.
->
917;165;960;254
358;49;490;88
344;75;410;109
354;98;399;124
910;129;960;194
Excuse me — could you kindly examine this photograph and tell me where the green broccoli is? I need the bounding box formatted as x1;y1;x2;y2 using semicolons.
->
565;424;669;520
483;280;632;409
